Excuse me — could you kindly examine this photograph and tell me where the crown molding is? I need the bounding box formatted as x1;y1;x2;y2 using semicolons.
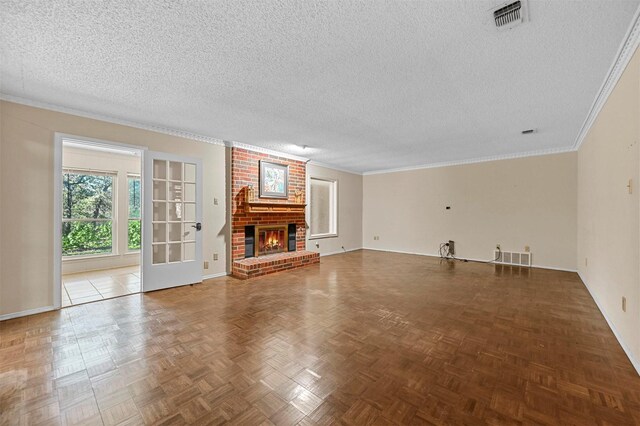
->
224;140;309;163
307;160;362;175
573;5;640;150
0;93;226;146
362;146;575;176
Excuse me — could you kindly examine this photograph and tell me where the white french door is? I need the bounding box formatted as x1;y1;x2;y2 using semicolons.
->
143;151;203;291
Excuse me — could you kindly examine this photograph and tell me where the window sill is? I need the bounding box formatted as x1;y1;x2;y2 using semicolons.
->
63;253;118;262
309;234;338;240
125;250;141;255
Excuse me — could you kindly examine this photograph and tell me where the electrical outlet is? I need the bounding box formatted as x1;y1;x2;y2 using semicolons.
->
448;240;455;256
213;253;218;261
524;245;530;252
622;296;627;312
214;198;219;205
373;236;380;241
204;261;209;269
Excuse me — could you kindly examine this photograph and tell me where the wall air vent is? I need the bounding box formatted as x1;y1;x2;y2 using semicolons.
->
492;0;527;30
494;250;532;267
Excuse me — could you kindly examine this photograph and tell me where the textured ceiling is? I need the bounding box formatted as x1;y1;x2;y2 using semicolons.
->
1;1;638;173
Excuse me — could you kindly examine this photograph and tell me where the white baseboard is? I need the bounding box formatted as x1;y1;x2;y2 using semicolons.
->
578;272;640;375
361;247;577;273
318;247;362;257
202;272;229;281
0;305;56;322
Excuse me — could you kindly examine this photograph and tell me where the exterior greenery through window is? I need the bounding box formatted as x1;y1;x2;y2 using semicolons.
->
128;176;141;250
62;170;114;256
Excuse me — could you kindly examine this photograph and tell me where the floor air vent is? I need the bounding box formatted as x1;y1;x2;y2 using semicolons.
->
492;1;527;30
494;250;532;267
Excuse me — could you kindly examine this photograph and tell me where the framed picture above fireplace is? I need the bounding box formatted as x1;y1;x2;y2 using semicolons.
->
259;161;288;199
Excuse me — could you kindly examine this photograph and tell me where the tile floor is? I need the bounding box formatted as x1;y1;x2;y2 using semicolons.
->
62;265;141;307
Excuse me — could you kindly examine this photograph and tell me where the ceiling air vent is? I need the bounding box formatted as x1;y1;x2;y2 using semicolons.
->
492;0;527;30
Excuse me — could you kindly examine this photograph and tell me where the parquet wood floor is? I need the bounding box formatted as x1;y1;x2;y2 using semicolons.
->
2;250;640;425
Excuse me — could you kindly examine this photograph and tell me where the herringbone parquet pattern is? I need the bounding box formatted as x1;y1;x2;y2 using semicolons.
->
1;250;639;425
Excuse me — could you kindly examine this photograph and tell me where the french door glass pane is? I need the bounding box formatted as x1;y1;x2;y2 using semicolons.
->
153;160;167;179
152;223;167;243
169;162;182;181
168;223;182;242
153;180;166;200
168;243;182;262
151;159;196;264
184;163;196;182
153;244;166;264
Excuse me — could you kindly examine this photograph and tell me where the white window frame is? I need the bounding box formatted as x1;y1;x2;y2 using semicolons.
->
309;177;338;239
127;174;142;253
61;167;118;259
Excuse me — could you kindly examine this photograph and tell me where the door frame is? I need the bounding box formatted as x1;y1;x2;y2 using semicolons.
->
53;133;147;309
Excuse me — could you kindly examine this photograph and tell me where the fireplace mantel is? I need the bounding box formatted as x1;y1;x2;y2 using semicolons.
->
244;200;306;214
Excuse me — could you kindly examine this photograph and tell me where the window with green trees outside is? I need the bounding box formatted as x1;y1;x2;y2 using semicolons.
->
128;176;141;251
62;170;114;256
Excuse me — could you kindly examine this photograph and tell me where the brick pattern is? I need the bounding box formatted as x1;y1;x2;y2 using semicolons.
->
231;148;312;278
232;251;320;279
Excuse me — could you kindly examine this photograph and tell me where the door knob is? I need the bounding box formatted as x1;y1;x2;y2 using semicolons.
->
192;223;202;231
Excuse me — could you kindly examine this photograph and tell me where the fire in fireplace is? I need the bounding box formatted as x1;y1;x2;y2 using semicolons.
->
256;225;287;256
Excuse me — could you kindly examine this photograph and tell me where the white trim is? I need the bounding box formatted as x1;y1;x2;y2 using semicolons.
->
224;141;309;163
53;136;63;310
308;234;339;240
363;147;575;175
54;133;146;309
309;177;338;239
1;94;226;146
361;247;577;272
0;306;56;322
573;5;640;149
578;272;640;375
202;272;229;280
63;253;120;262
318;247;362;257
308;160;362;176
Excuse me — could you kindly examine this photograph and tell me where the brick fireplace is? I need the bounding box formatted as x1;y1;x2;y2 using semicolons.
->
231;147;319;279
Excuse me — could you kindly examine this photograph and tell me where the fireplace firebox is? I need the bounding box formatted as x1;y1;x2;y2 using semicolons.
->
256;225;287;256
244;224;296;258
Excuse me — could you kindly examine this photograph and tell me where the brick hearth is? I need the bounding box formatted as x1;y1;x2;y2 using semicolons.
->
232;251;320;279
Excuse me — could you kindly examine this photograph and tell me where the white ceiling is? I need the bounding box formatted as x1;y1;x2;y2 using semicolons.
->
1;1;639;173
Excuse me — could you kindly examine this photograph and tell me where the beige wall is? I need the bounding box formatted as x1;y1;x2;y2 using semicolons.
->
577;47;640;365
0;101;228;317
62;146;141;274
306;163;363;255
363;152;578;270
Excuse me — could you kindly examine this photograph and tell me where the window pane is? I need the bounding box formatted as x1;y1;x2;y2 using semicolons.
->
310;178;335;236
128;219;141;251
62;221;113;256
62;173;113;219
128;177;141;219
